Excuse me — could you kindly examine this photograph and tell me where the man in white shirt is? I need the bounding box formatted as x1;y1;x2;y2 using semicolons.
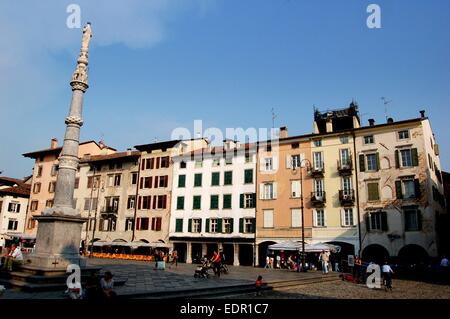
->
440;256;449;267
382;261;394;291
4;244;23;271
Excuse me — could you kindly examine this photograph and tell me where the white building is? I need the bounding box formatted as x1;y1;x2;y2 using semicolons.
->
169;140;257;266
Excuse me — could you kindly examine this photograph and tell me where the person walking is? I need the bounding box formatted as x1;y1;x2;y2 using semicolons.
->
211;251;222;277
382;261;394;291
264;256;270;269
319;250;329;274
169;250;178;269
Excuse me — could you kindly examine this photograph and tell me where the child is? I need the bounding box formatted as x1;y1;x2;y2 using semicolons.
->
255;275;263;296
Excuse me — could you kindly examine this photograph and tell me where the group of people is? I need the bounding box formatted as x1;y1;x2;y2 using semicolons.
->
69;271;117;299
152;249;179;270
265;252;302;270
0;243;24;271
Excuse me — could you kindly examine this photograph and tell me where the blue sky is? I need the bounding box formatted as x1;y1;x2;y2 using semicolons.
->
1;0;449;178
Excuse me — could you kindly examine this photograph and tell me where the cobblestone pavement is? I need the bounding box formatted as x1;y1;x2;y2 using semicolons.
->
222;278;450;299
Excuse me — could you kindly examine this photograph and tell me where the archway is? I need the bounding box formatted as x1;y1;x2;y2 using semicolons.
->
362;244;390;264
398;244;429;265
238;244;254;266
173;243;187;263
222;244;234;265
258;241;277;267
326;241;355;268
112;238;127;243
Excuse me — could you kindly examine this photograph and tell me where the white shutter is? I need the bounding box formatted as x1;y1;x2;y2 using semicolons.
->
263;210;273;228
272;156;279;171
259;158;265;172
286;155;292;169
340;209;345;227
300;153;305;167
324;209;327;227
291;209;301;227
272;182;277;199
259;183;265;200
352;208;357;226
313;210;317;227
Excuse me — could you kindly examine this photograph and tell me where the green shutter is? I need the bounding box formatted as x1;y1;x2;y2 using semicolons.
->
412;148;419;166
395;150;400;169
188;219;192;232
365;214;371;232
414;179;421;199
251;218;256;233
381;211;388;231
417;210;422;231
376;153;380;171
252;193;256;208
395;181;403;199
210;195;219;209
177;196;184;210
178;175;186;187
212;172;220;186
229;218;234;233
239;218;244;233
240;194;244;208
205;218;210;233
194;174;202;187
224;171;232;185
359;154;365;172
224;194;232;209
245;169;253;184
217;218;223;233
175;219;183;232
368;183;379;201
193;196;201;209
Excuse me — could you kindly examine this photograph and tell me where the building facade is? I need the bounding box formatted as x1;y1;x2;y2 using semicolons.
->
169;140;257;266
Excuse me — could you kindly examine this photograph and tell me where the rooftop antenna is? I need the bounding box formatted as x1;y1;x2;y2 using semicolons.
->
153;137;158;143
271;107;277;129
381;97;392;122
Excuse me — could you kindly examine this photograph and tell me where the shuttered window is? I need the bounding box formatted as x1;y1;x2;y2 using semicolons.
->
367;182;380;201
263;210;274;228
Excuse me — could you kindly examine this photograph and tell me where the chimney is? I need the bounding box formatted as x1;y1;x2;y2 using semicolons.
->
279;126;288;139
127;148;132;156
420;110;425;118
326;116;333;133
368;119;375;126
387;117;394;124
50;138;58;149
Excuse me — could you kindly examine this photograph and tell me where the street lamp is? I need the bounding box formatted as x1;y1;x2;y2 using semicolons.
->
292;157;312;272
89;178;104;257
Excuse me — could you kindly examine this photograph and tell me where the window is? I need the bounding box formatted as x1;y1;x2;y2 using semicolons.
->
156;195;167;209
8;219;18;231
291;180;301;198
364;135;374;144
342;176;352;192
33;182;41;194
211;172;220;186
194;173;202;187
244;218;253;233
403;179;415;199
400;149;413;167
178;175;186;188
140;196;151;209
51;164;58;176
223;194;232;209
84;198;91;211
313;179;324;196
225;157;233;165
313;139;322;147
264;158;273;171
27;218;36;229
191;219;202;233
140;176;152;189
314;209;325;227
175;219;183;232
263;210;274;228
143;158;154;170
45;199;53;208
313;152;323;170
291;209;302;228
291;154;301;169
158;175;169;188
87;176;100;188
131;172;138;185
210;218;218;233
366;153;378;171
223;218;232;233
36;165;43;177
180;161;187;169
342;208;354;226
30;200;38;211
74;177;80;189
48;181;56;193
396;178;420;200
127;196;135;210
108;174;121;187
125;218;134;231
176;196;184;210
428;154;433;170
244;169;253;184
151;217;162;231
366;211;388;231
404;208;421;231
367;182;380;201
224;171;233;185
212;158;220;167
243;193;255;208
340;136;349;144
195;160;203;168
136;217;149;231
340;149;351;166
193;196;201;210
7;202;21;213
261;183;276;200
398;130;409;140
160;156;170;168
210;195;219;209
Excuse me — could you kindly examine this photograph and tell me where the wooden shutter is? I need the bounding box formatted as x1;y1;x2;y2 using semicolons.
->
156;157;160;169
148;176;153;188
188;219;192;232
359;154;365;172
395;150;400;169
217;218;223;233
272;182;278;199
395;181;403;199
259;184;264;200
313;210;317;227
176;219;183;232
365;214;371;232
16;204;21;213
412;148;419;166
417;210;422;231
375;153;380;171
252;193;256;208
229;218;234;233
251;218;256;233
273;156;279;171
138;196;142;209
239;218;244;233
414;179;421;198
154;176;159;188
141;159;145;170
340;209;345;227
157;218;162;231
240;194;244;208
139;177;143;189
381;211;388;231
152;196;157;209
205;218;210;233
198;219;202;233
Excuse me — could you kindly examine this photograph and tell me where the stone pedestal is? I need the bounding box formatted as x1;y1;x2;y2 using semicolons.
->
28;215;88;270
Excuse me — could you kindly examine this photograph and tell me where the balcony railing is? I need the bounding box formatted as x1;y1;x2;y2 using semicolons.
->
309;166;325;177
337;159;352;174
100;206;119;215
339;189;355;205
311;191;326;205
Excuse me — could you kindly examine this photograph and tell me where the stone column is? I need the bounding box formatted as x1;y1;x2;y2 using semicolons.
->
186;242;192;264
233;243;239;266
201;243;208;257
254;243;259;267
30;24;93;270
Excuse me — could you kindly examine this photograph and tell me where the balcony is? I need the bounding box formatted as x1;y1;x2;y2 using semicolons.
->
339;189;355;205
337;159;352;175
311;191;326;206
308;166;325;177
100;206;119;216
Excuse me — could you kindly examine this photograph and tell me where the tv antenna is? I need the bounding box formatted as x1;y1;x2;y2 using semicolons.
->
271;107;277;129
381;97;392;121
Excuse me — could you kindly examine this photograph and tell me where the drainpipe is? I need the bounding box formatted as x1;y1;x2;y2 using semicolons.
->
352;131;362;256
131;157;141;242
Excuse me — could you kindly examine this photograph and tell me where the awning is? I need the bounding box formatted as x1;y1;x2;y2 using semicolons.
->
92;241;169;248
268;241;340;253
2;233;36;240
